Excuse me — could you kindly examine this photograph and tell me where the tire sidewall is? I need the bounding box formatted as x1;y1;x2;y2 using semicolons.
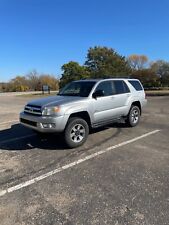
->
128;105;140;127
64;117;89;148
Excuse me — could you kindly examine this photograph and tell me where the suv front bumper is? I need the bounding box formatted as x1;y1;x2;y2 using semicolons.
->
20;112;68;133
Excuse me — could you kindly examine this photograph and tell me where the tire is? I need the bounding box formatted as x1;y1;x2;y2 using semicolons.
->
126;105;140;127
64;117;89;148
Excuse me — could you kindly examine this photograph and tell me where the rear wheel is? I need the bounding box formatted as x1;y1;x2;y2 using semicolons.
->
64;117;89;148
126;105;140;127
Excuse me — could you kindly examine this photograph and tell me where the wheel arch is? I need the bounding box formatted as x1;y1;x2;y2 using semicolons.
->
131;101;142;115
68;111;92;128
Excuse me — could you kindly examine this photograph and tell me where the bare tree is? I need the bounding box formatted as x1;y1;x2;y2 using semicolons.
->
26;70;41;91
128;55;148;70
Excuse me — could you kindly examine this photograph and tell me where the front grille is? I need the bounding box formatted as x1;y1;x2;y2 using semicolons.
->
20;118;37;127
24;104;42;116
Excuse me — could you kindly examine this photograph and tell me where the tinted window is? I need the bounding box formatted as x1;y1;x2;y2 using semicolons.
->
95;81;114;96
123;81;130;93
128;80;143;91
113;80;130;94
58;81;96;97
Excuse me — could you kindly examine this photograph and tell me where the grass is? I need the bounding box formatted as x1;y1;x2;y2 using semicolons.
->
17;92;58;98
146;90;169;96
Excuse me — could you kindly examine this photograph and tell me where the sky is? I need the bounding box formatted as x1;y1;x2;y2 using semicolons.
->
0;0;169;82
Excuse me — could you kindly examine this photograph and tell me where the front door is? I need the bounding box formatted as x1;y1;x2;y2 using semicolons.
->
92;80;131;124
92;81;117;123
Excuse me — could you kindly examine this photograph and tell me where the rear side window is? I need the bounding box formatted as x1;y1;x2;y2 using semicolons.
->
113;80;130;94
128;80;143;91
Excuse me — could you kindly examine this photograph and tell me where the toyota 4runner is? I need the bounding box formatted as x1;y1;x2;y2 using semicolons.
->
20;78;147;148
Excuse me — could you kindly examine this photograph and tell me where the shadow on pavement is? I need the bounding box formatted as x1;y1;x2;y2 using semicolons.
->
0;122;126;151
0;124;67;151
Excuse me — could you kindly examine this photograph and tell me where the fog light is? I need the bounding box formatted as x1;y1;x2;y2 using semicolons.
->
42;123;56;128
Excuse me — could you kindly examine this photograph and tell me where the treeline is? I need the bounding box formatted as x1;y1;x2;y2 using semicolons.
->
0;70;59;92
1;46;169;92
128;56;169;88
60;47;169;88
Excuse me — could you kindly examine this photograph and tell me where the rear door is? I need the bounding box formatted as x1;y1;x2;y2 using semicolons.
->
112;80;131;115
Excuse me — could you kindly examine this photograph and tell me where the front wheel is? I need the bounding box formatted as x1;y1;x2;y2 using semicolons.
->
126;105;140;127
64;117;89;148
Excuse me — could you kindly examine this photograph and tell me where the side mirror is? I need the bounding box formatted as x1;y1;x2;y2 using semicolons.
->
92;89;104;99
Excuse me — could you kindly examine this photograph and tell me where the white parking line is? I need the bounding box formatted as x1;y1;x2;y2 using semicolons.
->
0;129;160;197
0;120;18;126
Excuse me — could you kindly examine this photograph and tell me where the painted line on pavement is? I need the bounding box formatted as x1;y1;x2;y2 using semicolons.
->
0;129;160;197
0;120;18;126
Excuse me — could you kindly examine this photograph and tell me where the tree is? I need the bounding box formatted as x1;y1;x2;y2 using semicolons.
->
131;69;160;88
9;76;29;92
27;70;41;91
0;83;8;92
60;61;89;87
128;55;148;70
85;46;131;78
39;74;59;90
0;83;3;92
151;60;169;86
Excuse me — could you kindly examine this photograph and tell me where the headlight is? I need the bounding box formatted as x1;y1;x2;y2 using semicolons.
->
42;106;60;116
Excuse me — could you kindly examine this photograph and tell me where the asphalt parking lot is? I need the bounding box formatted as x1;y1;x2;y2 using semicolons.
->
0;95;169;225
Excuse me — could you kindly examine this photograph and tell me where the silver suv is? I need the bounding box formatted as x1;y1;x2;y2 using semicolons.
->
20;79;147;148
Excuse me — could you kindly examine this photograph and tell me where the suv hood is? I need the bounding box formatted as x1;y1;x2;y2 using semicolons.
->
27;95;86;108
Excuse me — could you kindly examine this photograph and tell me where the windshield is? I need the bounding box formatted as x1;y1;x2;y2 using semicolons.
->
58;81;96;97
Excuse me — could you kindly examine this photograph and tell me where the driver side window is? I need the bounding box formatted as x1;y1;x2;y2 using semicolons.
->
95;81;114;96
